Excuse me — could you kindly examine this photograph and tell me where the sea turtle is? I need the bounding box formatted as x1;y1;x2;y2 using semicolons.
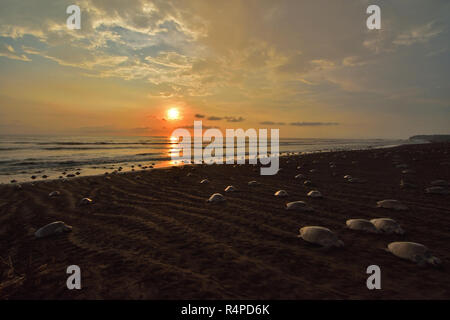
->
303;180;313;186
224;185;237;192
430;180;448;187
346;219;378;233
425;186;449;195
79;198;93;205
346;177;366;183
248;181;260;186
370;218;405;234
386;242;441;266
298;226;344;248
200;179;209;184
286;201;313;212
207;193;226;203
400;179;417;189
376;200;408;210
274;190;288;197
307;190;322;198
35;221;72;238
49;191;60;197
294;174;304;179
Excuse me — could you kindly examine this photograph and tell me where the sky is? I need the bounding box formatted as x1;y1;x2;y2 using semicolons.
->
0;0;449;138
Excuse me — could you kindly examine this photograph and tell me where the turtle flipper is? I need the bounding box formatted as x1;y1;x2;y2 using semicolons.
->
414;255;427;267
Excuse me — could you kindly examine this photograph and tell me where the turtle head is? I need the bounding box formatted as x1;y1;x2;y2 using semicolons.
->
427;256;442;266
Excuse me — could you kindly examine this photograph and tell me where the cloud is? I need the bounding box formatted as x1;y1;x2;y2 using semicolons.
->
259;121;286;125
225;116;245;122
182;124;216;130
207;116;223;121
393;21;444;46
145;51;192;68
342;56;369;67
0;0;449;138
259;121;338;126
0;44;31;61
204;115;245;122
289;122;339;126
310;59;335;70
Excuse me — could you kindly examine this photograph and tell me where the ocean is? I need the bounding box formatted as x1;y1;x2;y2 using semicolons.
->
0;135;415;183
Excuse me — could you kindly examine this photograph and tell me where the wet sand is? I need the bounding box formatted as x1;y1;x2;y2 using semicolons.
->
1;142;449;299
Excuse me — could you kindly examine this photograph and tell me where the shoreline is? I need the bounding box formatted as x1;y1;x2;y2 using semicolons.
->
0;140;423;185
1;142;449;299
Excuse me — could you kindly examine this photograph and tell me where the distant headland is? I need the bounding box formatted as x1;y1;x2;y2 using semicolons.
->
409;135;450;143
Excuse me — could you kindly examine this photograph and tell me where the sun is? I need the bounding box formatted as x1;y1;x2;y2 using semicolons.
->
167;107;180;120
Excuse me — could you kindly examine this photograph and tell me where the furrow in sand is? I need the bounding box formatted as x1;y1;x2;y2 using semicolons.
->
2;142;450;299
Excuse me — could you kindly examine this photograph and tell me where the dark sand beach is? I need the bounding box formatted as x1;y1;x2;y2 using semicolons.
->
1;142;449;299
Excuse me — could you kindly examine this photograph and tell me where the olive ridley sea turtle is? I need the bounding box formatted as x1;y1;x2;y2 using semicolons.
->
346;219;379;233
370;218;405;234
286;201;313;211
376;200;408;210
35;221;72;238
298;226;344;248
208;193;226;203
386;242;441;266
